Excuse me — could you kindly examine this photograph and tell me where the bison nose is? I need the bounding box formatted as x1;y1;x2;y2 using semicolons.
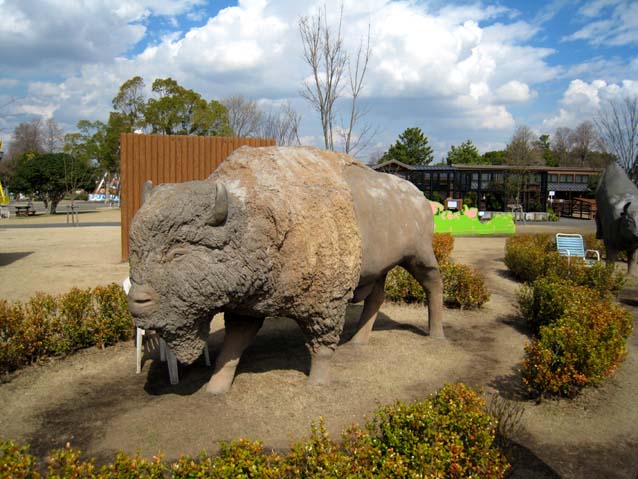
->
127;283;159;316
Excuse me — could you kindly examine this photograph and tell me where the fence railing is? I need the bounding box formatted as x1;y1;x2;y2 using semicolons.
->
551;198;596;220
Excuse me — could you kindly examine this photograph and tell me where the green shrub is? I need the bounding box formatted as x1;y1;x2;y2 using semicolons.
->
432;233;454;265
385;264;490;309
505;234;625;297
367;383;509;478
504;234;554;282
522;299;633;398
0;440;41;478
0;284;134;376
384;267;426;304
0;384;510;478
441;262;490;309
518;278;594;334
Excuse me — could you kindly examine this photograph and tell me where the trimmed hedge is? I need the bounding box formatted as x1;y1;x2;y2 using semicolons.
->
0;284;133;376
504;234;625;298
0;383;510;478
432;232;454;265
522;296;632;398
384;233;490;309
504;234;555;283
507;234;634;399
518;278;595;334
385;263;490;309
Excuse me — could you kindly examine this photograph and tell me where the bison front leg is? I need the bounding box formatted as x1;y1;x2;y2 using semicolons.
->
206;314;264;395
298;307;346;386
605;243;618;268
627;248;637;275
404;256;444;339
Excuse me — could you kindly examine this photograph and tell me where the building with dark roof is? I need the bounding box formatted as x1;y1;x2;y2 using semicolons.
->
372;159;602;214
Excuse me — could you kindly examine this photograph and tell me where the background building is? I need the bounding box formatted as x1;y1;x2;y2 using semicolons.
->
373;160;601;218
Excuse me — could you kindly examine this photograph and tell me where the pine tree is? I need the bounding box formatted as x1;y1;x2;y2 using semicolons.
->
381;127;434;165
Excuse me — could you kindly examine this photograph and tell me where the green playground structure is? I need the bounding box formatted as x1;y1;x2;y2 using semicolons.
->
430;201;516;235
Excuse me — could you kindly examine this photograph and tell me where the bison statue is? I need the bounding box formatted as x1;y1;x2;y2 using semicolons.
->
128;146;444;394
596;162;638;274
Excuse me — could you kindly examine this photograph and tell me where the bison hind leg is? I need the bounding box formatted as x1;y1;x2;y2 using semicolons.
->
403;255;444;339
350;275;386;345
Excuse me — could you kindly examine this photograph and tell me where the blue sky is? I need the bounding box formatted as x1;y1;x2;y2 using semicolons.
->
0;0;636;162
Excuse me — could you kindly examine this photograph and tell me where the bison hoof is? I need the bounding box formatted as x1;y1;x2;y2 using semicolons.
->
429;329;445;340
206;381;231;395
307;372;331;386
349;335;370;346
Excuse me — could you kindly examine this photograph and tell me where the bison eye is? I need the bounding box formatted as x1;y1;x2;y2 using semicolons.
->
166;247;189;262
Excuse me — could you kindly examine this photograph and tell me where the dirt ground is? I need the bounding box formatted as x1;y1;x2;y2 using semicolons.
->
1;211;637;478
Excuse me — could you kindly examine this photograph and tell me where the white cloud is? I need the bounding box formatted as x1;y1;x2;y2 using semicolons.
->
543;79;638;129
564;0;638;46
0;0;204;73
1;0;610;158
495;80;533;103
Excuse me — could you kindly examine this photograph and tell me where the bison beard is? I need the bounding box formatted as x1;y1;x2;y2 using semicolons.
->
128;146;444;393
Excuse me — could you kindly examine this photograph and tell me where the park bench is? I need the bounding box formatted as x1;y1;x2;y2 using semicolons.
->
14;205;36;217
556;233;600;266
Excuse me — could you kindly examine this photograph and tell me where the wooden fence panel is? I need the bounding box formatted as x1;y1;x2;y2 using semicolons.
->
120;133;275;261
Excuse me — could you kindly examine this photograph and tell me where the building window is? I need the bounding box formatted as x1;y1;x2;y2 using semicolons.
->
559;174;572;183
575;174;589;183
480;173;491;188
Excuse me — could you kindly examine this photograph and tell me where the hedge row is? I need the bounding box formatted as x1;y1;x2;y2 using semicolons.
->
0;383;510;478
385;233;491;309
504;233;625;297
0;284;133;376
505;234;633;398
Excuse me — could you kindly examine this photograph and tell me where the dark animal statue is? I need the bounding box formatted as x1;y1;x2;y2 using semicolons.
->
596;162;638;274
127;146;443;394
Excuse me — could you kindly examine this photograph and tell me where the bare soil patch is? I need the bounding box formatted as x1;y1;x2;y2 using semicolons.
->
1;214;637;478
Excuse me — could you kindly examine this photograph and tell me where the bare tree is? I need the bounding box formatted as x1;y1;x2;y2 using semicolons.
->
569;121;598;167
259;102;301;146
43;118;64;153
338;23;376;156
506;126;541;166
221;95;263;137
299;5;346;151
595;95;638;180
7;119;44;160
505;126;542;207
552;126;572;166
299;5;377;156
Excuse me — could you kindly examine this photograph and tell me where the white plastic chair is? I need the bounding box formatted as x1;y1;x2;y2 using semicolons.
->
122;278;210;385
556;233;601;266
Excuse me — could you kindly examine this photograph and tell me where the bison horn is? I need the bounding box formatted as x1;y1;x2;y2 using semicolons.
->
623;202;632;215
142;180;154;205
208;183;228;226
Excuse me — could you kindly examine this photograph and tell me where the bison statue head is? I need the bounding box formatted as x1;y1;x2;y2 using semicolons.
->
127;179;245;364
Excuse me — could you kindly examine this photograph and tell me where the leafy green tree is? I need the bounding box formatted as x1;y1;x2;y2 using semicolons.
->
536;134;558;167
381;127;434;165
482;150;506;165
144;78;232;136
10;152;95;213
112;75;146;132
446;139;481;165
